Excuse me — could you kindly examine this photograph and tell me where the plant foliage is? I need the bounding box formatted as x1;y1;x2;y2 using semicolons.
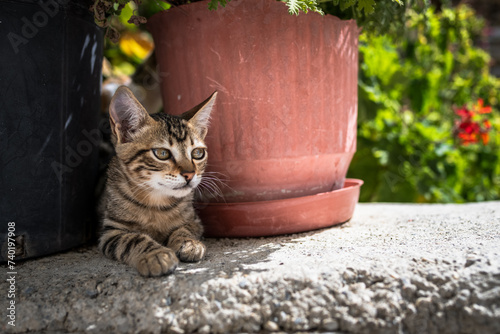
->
209;0;403;16
208;0;230;10
321;0;406;34
330;0;403;15
94;0;405;39
285;0;324;15
348;3;500;203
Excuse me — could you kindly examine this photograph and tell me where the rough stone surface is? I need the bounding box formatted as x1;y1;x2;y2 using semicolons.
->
2;202;499;333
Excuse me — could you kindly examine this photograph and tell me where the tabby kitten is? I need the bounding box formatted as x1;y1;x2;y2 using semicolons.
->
99;86;217;277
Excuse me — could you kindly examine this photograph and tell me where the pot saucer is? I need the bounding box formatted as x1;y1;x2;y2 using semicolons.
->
196;179;363;237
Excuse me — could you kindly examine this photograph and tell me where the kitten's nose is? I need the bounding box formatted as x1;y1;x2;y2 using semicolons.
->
181;171;195;183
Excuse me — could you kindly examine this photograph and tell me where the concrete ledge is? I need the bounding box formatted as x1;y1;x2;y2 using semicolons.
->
2;202;500;333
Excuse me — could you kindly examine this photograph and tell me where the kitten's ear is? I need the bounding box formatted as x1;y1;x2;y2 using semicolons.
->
109;86;150;144
181;91;218;139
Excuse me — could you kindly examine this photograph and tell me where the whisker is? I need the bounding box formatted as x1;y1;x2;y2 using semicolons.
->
197;179;219;196
196;184;217;202
195;173;230;203
194;187;203;200
203;179;224;197
196;185;215;201
201;183;222;199
204;175;236;194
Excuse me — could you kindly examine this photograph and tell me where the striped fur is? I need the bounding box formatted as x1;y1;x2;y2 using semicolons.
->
99;86;217;277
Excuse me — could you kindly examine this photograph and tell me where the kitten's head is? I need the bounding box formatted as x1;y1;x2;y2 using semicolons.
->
109;86;217;198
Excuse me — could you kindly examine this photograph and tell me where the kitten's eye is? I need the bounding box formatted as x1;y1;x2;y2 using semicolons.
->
153;148;171;160
192;148;205;160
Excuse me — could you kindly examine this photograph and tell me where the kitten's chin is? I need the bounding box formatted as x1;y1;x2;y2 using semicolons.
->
151;185;193;199
169;187;193;198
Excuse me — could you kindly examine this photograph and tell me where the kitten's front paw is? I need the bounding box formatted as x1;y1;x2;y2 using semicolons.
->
136;248;179;277
177;239;206;262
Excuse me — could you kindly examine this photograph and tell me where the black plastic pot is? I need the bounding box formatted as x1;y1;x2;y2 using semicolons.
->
0;0;103;261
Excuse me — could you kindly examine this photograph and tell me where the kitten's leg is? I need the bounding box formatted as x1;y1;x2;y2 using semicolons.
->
99;225;179;277
166;220;206;262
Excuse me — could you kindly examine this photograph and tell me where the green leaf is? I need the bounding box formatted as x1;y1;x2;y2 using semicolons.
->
339;0;356;12
208;0;230;11
285;0;324;15
357;0;375;15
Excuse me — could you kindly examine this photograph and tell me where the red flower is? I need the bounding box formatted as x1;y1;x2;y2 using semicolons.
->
481;133;490;145
483;119;492;129
454;98;493;146
458;133;478;145
458;121;480;134
474;98;492;114
455;107;473;120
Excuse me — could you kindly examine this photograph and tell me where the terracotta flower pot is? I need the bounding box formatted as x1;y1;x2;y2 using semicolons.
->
148;0;360;236
198;179;363;237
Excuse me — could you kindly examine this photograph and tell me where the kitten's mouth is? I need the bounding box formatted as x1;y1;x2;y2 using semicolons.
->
157;182;187;188
172;182;194;190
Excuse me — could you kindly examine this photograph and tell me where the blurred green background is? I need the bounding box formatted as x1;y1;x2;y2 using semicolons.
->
103;0;500;203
